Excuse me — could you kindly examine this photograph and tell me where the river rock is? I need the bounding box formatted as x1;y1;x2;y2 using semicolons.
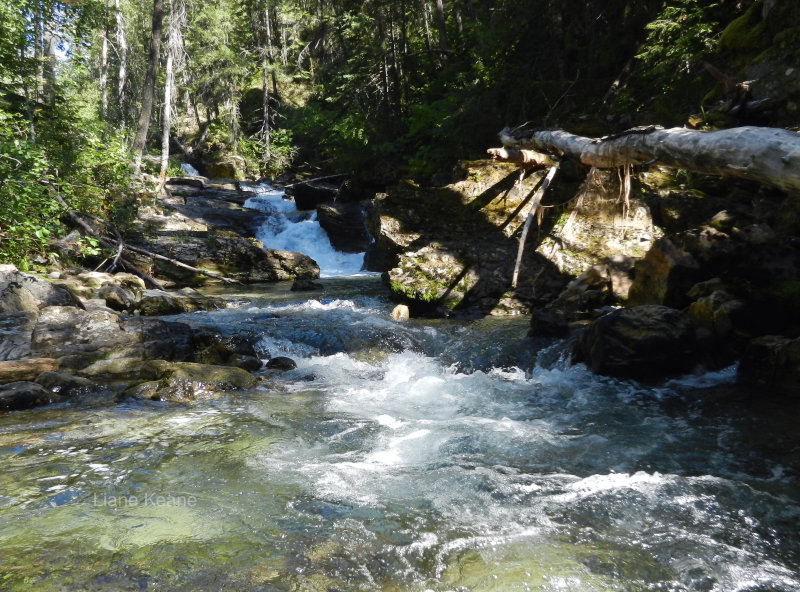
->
738;335;800;396
97;283;137;311
35;371;100;397
0;381;58;411
316;202;370;253
627;236;702;308
366;162;658;316
573;305;699;380
32;306;195;369
125;231;320;285
628;223;800;323
0;267;83;313
265;356;297;371
136;287;226;316
125;362;258;402
287;181;339;210
0;358;59;384
0;312;37;361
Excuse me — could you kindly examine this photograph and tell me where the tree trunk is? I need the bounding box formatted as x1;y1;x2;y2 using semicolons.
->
131;0;164;174
496;125;800;194
159;0;183;187
99;4;109;120
434;0;449;64
115;0;128;126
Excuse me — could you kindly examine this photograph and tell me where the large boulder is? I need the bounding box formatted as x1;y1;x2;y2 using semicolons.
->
316;202;370;253
31;306;195;369
287;181;339;210
125;231;319;285
573;305;699;380
366;162;658;316
738;336;800;397
0;266;83;313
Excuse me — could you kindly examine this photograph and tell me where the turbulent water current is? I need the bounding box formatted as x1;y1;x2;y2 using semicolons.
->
0;186;798;591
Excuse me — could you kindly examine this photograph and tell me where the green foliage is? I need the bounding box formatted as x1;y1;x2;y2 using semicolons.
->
634;1;725;114
0;100;133;267
0;110;56;268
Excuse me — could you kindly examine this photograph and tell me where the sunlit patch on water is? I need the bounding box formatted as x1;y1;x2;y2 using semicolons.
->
0;281;798;590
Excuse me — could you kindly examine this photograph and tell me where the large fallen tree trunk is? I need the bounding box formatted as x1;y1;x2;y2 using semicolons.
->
494;125;800;193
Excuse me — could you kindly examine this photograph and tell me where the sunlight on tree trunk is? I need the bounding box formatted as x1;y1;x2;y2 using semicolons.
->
159;0;185;187
132;0;164;174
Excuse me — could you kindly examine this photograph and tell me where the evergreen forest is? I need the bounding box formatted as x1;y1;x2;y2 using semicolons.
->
1;0;798;268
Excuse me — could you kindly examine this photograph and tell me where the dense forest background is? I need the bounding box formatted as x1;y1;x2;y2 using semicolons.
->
2;0;799;268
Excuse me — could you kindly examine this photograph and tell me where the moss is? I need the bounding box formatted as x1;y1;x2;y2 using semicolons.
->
719;1;766;52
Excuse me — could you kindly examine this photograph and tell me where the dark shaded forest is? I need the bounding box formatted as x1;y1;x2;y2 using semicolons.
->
2;0;799;268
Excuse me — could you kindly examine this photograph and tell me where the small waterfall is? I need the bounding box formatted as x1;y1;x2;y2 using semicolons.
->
243;183;369;278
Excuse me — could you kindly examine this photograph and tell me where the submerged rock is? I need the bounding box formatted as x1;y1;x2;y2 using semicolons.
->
34;371;100;397
291;278;324;291
573;305;699;380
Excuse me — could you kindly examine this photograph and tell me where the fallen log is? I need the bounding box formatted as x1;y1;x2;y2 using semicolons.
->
0;358;59;384
494;125;800;193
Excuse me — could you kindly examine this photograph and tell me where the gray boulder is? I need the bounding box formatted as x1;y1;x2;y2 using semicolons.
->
0;267;83;313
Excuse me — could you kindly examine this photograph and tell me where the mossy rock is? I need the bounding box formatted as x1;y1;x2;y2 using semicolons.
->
121;361;258;402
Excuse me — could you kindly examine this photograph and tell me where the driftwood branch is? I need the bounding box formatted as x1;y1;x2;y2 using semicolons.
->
281;173;348;189
53;194;242;285
498;125;800;193
511;164;559;289
0;358;59;383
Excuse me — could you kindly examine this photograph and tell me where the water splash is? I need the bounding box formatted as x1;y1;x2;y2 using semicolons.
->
244;183;369;277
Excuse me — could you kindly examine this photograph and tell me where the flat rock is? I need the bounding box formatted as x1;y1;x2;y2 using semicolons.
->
136;287;226;316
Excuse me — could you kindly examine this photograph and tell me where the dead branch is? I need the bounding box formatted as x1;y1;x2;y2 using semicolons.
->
52;193;242;285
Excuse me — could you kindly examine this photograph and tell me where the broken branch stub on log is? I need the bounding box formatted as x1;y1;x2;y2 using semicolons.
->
497;125;800;194
487;147;553;168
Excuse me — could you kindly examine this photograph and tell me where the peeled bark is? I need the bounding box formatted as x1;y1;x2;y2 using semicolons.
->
496;125;800;194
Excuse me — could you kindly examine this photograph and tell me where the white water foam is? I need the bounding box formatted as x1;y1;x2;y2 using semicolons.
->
244;183;369;277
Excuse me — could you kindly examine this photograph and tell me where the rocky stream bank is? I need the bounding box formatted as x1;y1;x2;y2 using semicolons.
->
2;163;799;414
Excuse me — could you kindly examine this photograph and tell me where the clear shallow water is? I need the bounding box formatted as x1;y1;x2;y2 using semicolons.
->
1;280;799;591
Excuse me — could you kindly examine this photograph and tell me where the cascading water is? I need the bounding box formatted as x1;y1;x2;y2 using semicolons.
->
243;183;369;277
0;237;798;589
